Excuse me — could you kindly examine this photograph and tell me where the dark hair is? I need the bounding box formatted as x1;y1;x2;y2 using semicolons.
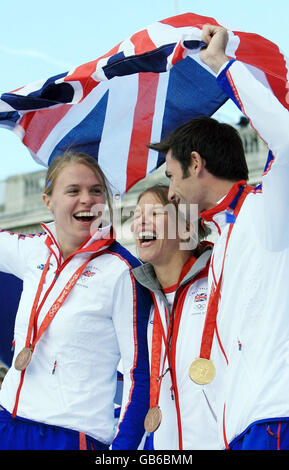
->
137;184;211;242
149;116;248;181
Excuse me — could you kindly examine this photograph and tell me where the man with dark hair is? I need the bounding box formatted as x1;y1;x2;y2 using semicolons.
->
149;116;249;182
149;114;249;212
149;24;289;450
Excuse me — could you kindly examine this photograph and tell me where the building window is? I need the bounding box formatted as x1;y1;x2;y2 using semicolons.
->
24;175;45;196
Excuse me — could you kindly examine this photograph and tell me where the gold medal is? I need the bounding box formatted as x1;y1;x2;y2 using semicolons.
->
189;357;216;385
15;347;33;371
144;406;162;433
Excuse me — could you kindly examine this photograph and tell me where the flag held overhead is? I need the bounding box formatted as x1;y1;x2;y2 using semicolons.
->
0;13;288;195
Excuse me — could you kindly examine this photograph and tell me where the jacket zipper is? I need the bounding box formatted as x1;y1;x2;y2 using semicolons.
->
202;389;217;422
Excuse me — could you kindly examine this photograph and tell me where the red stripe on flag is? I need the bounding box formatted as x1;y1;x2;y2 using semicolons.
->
79;432;87;450
9;85;25;94
64;43;121;101
64;61;100;102
171;41;186;66
21;104;72;154
125;72;159;192
162;14;289;109
235;32;289;109
130;29;157;54
160;13;220;29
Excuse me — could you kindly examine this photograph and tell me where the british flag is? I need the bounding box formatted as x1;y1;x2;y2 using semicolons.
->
82;270;95;278
0;13;288;195
194;293;207;302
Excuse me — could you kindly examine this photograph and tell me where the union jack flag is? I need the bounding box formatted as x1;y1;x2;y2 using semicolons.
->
0;13;288;195
82;270;95;278
194;293;207;302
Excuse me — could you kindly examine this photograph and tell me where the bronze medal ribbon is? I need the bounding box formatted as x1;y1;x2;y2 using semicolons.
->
12;231;115;416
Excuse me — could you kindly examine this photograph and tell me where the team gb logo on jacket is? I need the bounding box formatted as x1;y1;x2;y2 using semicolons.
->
77;266;98;288
191;288;207;314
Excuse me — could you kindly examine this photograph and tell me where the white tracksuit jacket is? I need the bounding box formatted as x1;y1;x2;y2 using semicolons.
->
133;245;219;450
0;222;151;449
201;60;289;448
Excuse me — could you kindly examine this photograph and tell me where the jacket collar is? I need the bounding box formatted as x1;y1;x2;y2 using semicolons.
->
41;221;114;260
132;243;212;294
200;180;247;234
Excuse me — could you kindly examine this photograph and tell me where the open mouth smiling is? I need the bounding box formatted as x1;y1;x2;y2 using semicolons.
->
73;211;96;223
138;231;158;247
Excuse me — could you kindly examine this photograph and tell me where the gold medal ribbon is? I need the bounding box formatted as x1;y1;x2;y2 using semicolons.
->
190;183;254;384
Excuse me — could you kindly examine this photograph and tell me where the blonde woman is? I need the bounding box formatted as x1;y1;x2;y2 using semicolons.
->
0;151;151;450
131;185;218;450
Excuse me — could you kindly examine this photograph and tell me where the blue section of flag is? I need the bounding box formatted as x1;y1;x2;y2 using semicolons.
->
183;40;207;49
107;51;126;66
163;57;227;136
48;89;109;164
0;93;61;111
155;56;228;168
103;44;176;79
0;111;20;130
1;72;70;111
0;73;74;111
29;72;72;102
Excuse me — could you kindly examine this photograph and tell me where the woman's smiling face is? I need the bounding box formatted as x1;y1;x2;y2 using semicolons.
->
43;162;106;256
132;191;181;267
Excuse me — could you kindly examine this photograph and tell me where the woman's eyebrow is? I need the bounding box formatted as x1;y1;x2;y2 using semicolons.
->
65;183;103;189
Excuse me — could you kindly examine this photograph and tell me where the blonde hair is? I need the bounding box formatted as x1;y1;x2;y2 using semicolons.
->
44;151;113;218
137;184;210;243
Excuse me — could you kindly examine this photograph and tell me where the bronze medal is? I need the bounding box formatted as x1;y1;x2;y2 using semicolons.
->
189;357;216;385
15;347;33;371
144;406;162;433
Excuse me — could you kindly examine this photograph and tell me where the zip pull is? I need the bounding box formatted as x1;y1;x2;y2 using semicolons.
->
54;268;60;279
52;360;57;375
170;385;175;401
156;367;170;382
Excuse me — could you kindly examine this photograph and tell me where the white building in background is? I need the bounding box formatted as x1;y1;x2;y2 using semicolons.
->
0;121;268;256
0;170;52;234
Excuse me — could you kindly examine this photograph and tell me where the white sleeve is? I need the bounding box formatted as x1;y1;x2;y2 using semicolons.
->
219;61;289;250
0;230;30;278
